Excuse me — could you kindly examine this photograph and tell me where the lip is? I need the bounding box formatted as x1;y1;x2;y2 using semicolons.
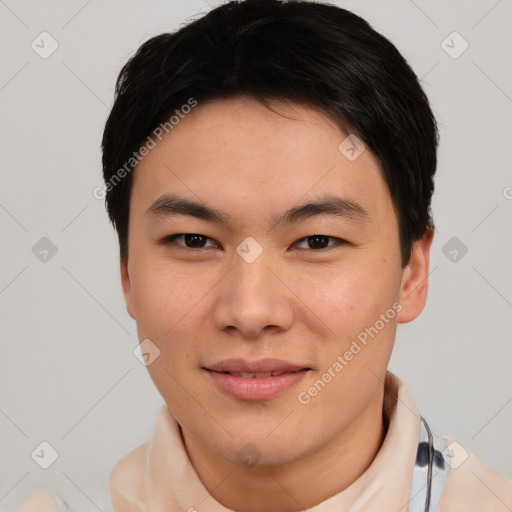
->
205;358;310;374
203;359;312;401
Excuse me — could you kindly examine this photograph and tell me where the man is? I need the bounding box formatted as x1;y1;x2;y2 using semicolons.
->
17;0;512;510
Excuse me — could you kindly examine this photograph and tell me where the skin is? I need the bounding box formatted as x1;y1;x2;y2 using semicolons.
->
120;96;434;511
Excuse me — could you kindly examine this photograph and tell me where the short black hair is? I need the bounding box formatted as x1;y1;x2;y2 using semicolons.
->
101;0;438;266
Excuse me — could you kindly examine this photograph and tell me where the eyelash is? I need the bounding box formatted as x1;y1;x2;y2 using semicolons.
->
159;234;348;252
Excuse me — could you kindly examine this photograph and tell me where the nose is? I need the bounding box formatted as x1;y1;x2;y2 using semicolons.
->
212;249;295;339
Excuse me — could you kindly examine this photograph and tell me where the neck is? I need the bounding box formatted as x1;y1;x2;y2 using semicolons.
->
182;385;387;511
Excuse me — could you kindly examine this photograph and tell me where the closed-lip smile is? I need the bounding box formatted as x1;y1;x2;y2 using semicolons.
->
203;358;312;401
204;357;311;374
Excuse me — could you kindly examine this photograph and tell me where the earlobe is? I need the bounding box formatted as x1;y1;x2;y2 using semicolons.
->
120;258;136;320
397;227;435;324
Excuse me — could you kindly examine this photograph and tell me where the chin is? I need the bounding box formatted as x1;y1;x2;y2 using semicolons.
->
231;433;307;465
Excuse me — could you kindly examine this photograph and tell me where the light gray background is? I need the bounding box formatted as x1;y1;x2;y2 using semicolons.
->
1;0;511;510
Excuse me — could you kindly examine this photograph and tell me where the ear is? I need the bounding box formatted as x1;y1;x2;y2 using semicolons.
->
397;227;435;324
120;258;136;320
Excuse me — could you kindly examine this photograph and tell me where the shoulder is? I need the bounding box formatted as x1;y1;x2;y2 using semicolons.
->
14;442;152;512
109;441;150;512
440;439;512;511
15;487;68;512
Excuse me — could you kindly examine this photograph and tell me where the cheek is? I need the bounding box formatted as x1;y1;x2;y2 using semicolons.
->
130;266;206;404
131;263;203;333
291;263;397;330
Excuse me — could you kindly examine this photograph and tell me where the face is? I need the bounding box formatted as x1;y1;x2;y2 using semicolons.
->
121;96;432;466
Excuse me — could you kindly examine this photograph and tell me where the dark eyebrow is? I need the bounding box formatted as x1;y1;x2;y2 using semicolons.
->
146;193;369;229
146;194;232;225
271;195;369;228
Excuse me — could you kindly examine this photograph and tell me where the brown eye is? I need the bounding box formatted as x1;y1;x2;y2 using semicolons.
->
161;234;219;249
294;236;346;250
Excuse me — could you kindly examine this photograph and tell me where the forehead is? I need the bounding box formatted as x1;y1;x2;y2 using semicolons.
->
131;97;393;229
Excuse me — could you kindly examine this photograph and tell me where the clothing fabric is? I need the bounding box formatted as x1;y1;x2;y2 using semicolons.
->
14;372;512;511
